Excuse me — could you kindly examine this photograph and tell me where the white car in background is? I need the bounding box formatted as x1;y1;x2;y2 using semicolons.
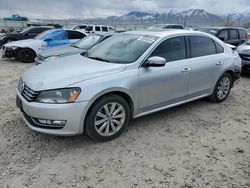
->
85;25;115;34
2;29;86;63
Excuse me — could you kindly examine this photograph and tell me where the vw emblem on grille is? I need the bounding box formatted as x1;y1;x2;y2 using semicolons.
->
20;83;25;93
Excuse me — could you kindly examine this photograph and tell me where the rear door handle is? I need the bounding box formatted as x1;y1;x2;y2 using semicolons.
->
181;68;191;72
216;61;224;65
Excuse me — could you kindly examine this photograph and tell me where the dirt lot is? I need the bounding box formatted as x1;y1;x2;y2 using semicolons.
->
0;57;249;188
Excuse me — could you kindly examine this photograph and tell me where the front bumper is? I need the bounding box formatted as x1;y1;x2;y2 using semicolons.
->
34;56;45;65
2;46;18;58
241;60;250;73
16;90;89;136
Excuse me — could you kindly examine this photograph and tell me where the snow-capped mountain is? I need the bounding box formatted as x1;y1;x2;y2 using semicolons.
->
173;9;223;25
109;11;155;21
107;9;224;26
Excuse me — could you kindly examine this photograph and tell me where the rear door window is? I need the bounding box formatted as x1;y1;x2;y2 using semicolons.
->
95;26;101;32
67;31;86;39
102;27;108;32
239;29;247;39
229;29;239;40
189;36;217;58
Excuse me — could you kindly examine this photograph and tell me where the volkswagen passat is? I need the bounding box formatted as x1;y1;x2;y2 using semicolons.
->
16;30;241;141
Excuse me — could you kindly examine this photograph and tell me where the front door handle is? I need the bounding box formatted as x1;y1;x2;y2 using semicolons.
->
216;61;224;65
181;68;191;72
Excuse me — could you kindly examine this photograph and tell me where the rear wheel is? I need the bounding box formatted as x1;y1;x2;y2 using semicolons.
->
85;95;130;142
208;72;233;103
17;48;36;63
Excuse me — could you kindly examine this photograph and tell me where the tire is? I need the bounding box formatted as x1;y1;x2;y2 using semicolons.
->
85;94;130;142
17;48;36;63
208;72;233;103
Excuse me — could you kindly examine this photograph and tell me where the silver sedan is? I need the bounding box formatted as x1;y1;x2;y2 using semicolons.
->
16;30;241;141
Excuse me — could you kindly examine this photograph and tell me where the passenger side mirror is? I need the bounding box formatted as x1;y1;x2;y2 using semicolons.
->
219;36;225;41
144;56;166;67
44;38;53;42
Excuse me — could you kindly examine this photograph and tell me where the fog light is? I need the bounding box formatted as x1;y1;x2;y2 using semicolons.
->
34;118;66;127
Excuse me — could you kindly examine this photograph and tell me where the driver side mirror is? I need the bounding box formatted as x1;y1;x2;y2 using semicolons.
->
144;56;167;67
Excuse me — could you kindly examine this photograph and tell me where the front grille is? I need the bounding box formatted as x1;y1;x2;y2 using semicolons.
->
239;54;250;62
18;78;39;102
36;54;45;61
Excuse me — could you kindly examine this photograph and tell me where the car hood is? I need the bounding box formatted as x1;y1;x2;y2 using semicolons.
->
22;54;126;91
237;44;250;55
39;44;83;58
4;39;43;48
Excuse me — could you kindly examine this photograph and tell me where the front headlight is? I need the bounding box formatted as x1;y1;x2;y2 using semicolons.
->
44;56;59;62
35;88;81;104
10;46;19;50
0;35;6;40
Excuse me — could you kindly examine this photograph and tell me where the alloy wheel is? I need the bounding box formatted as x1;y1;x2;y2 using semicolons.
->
217;76;231;100
94;102;126;137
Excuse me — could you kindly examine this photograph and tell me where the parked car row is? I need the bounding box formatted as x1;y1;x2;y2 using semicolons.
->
2;28;87;63
13;29;242;141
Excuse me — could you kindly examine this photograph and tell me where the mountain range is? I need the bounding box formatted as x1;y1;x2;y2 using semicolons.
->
105;9;250;26
31;9;250;28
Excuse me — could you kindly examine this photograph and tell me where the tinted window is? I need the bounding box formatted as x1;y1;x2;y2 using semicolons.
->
28;28;42;34
189;36;216;58
150;36;186;62
239;30;247;39
86;26;93;31
172;25;183;29
218;30;228;40
67;31;86;39
229;29;238;39
79;25;87;29
95;26;101;32
102;27;108;32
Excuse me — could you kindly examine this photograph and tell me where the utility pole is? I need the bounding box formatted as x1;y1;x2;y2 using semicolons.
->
155;12;158;24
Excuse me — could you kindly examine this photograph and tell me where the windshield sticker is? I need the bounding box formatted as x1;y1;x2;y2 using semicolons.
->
137;36;156;44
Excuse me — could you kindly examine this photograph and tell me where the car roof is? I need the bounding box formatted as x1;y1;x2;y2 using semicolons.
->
123;29;204;38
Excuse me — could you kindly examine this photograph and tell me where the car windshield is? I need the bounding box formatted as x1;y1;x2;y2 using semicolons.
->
72;34;103;50
20;27;31;33
84;34;158;64
199;28;219;36
34;29;58;40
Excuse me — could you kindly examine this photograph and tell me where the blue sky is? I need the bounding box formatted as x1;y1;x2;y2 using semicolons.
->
0;0;250;19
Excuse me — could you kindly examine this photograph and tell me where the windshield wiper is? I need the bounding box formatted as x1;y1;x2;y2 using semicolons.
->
71;44;81;49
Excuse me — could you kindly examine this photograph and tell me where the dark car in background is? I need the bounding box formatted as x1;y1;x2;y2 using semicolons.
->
199;27;248;46
0;26;53;47
147;24;184;30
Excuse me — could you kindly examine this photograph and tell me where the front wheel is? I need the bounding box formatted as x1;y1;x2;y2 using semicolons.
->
85;95;130;142
17;48;36;63
208;72;233;103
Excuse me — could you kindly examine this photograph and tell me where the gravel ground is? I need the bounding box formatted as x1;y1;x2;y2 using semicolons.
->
0;57;249;188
